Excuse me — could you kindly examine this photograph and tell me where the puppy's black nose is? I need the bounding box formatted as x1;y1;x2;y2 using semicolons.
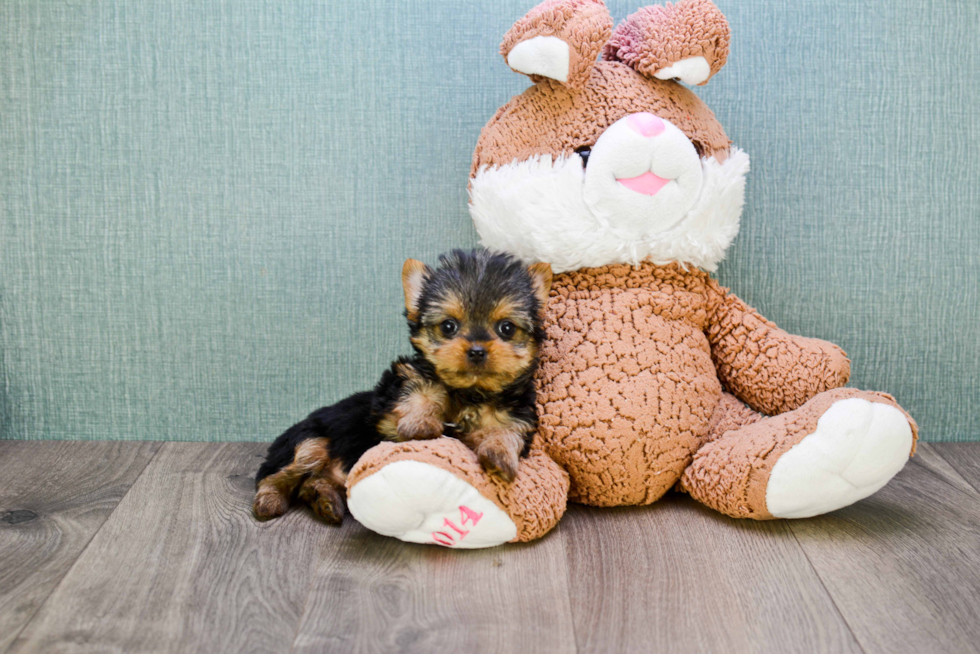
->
467;345;487;364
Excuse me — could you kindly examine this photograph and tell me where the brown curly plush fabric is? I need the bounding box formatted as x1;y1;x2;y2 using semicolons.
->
602;0;730;85
707;288;852;415
500;0;613;90
536;262;721;506
347;437;570;543
678;388;920;519
470;60;731;177
534;262;867;507
703;391;764;445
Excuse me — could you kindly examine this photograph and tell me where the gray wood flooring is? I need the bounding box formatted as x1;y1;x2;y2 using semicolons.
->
1;441;978;654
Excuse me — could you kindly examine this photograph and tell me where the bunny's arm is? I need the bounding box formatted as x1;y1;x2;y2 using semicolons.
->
705;282;850;416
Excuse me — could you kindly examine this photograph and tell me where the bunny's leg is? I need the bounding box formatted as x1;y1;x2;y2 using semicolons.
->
679;388;917;519
701;391;766;445
345;438;569;548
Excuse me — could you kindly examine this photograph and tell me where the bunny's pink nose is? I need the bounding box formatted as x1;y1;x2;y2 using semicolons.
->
626;112;665;137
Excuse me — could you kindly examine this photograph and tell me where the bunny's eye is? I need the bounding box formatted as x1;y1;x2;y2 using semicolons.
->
574;145;592;168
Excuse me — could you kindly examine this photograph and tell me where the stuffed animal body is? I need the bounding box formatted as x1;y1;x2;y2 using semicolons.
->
341;0;918;547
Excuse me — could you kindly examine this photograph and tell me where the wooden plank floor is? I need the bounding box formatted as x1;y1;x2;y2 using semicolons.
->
0;441;161;652
1;442;978;654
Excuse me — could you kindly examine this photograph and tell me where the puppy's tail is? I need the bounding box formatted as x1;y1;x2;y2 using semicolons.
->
252;436;330;521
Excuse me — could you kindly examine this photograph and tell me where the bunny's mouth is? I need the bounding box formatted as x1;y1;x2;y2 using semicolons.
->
616;171;672;196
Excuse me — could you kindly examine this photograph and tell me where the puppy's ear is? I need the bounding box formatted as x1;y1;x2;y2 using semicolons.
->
402;259;431;322
527;262;553;310
603;0;730;86
500;0;612;90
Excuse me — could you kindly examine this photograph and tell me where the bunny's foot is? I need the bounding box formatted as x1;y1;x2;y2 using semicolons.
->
346;438;568;548
680;388;917;519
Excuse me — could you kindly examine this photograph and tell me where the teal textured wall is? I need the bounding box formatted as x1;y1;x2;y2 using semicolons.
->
1;0;977;441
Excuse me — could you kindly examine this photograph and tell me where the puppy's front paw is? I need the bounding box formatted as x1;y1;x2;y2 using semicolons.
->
479;446;520;483
396;414;444;441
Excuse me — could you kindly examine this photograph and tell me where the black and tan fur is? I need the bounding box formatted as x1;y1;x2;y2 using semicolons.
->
253;249;552;524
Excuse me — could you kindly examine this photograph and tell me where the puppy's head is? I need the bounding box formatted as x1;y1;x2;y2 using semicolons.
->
402;249;552;392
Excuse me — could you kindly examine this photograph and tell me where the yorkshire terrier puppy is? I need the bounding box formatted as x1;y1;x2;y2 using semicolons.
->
252;249;552;524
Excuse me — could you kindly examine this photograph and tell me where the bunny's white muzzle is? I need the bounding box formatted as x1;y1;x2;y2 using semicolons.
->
584;113;704;239
469;112;750;274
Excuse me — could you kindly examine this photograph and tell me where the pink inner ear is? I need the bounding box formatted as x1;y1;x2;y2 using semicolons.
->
627;113;665;137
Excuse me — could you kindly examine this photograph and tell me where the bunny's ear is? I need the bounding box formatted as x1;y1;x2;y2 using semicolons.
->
602;0;730;86
500;0;613;90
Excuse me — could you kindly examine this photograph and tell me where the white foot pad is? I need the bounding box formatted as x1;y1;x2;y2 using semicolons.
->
766;399;913;519
347;460;517;548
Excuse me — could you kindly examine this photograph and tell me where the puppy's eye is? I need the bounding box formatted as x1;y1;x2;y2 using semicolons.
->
496;320;517;339
574;145;592;168
439;319;459;337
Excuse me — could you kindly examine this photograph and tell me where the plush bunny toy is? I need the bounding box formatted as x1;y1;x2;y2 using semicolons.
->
343;0;918;548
